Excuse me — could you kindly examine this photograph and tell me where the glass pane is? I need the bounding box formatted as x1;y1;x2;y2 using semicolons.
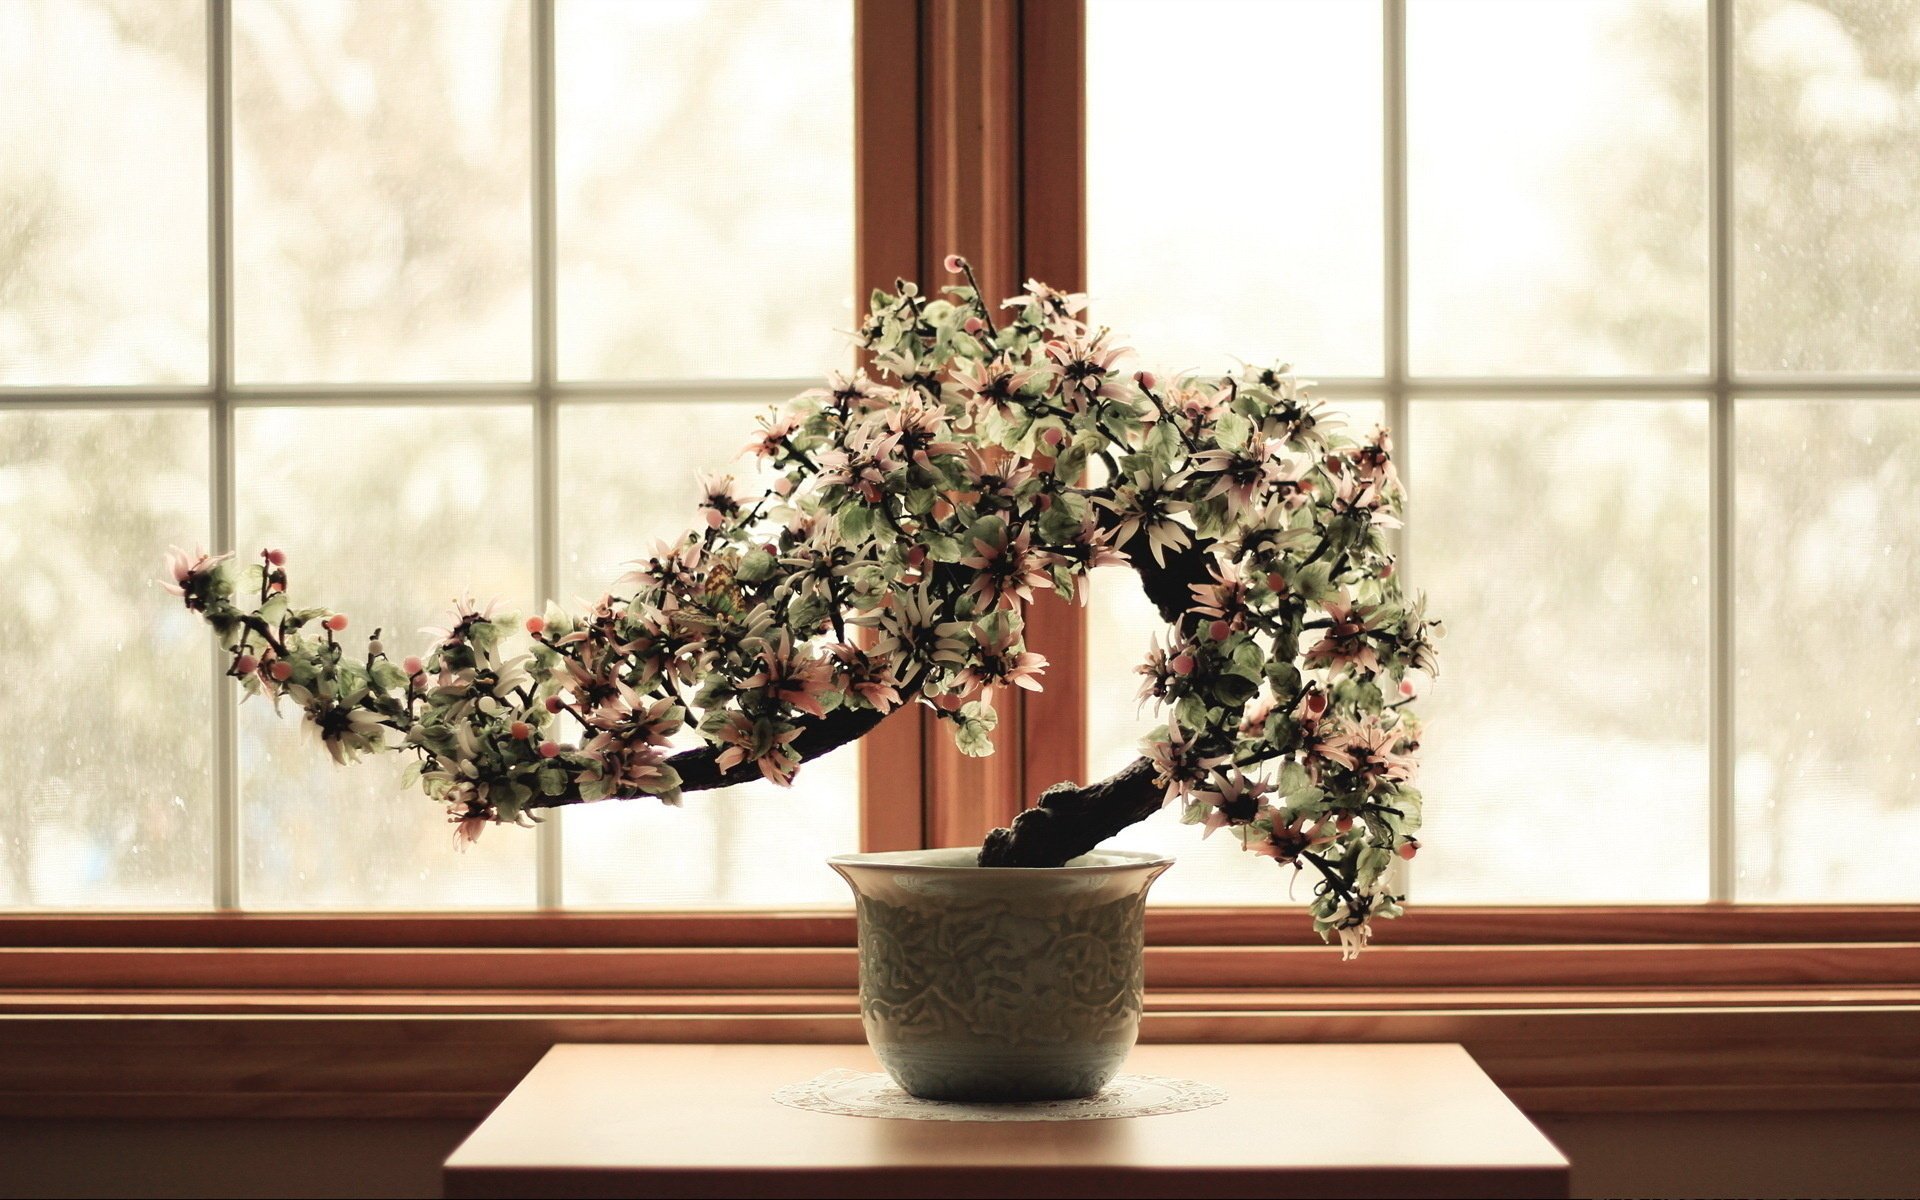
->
0;410;211;907
1087;0;1382;377
1408;0;1708;375
556;0;853;381
235;405;536;908
1086;401;1387;905
0;0;206;385
1736;400;1920;900
1735;1;1920;372
231;0;532;383
558;400;856;906
1411;400;1709;902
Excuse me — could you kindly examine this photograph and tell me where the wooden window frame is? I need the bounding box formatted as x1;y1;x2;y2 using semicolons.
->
3;0;1918;1120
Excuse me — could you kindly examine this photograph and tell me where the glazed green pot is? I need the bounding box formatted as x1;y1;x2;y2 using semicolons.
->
828;847;1173;1102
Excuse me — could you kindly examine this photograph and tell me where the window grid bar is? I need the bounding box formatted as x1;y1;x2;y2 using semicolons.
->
5;376;1915;410
532;0;564;910
1382;0;1410;581
2;1;1907;913
205;0;240;912
1708;0;1737;904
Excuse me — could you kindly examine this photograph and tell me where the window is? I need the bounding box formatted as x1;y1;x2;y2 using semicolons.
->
5;0;1916;919
0;0;853;910
1084;0;1920;904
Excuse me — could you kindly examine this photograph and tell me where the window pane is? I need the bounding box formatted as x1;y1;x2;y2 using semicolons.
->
0;410;211;907
1087;0;1382;377
556;0;853;381
0;0;206;386
1411;400;1709;903
1735;1;1920;372
1409;0;1708;375
557;400;855;907
1087;401;1387;905
236;405;536;908
232;0;532;383
1736;400;1920;900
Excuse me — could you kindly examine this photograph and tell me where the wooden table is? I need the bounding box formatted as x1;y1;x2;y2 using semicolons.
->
443;1043;1569;1199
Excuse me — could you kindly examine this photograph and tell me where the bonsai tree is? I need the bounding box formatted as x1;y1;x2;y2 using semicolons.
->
165;259;1440;953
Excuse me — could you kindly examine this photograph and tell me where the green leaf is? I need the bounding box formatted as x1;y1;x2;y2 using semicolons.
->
736;547;777;583
839;504;873;541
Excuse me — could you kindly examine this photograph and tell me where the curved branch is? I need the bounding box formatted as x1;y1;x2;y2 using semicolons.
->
977;515;1223;866
669;703;891;794
978;757;1161;867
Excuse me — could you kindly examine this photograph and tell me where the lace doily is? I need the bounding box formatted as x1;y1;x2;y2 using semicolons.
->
772;1069;1226;1122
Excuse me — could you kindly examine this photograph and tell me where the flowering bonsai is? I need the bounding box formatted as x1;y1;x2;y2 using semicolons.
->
165;258;1440;952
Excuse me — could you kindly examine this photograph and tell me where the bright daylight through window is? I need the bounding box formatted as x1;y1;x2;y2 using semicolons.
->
3;0;1916;912
0;0;852;909
1086;0;1920;905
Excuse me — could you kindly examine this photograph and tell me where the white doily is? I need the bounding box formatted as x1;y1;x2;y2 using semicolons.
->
772;1069;1226;1122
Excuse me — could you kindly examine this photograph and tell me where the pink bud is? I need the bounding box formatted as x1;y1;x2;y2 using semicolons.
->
1171;653;1195;677
1398;841;1420;861
1266;572;1287;593
1336;814;1355;833
538;741;562;759
1209;620;1230;642
510;721;531;741
1135;370;1156;391
264;548;286;566
402;656;425;676
544;696;564;714
234;654;259;676
963;316;985;335
1381;562;1396;579
906;545;927;568
1400;679;1416;698
773;477;794;496
944;253;965;274
324;614;348;632
269;660;294;682
524;616;546;635
704;509;724;529
1040;428;1065;450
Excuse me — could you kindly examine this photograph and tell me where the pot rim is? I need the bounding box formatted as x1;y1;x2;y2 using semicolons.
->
827;847;1174;875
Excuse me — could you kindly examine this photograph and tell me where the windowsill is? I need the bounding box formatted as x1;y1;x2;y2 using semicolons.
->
3;906;1917;1119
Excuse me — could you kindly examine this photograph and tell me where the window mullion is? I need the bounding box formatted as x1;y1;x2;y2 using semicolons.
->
1707;0;1737;904
208;0;239;913
532;0;563;911
1382;0;1410;584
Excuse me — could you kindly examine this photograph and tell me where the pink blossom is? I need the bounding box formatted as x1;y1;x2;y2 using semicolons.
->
958;527;1050;611
824;643;903;712
1192;769;1274;838
160;546;230;600
714;711;804;786
1304;593;1381;674
956;626;1048;697
1142;720;1227;805
741;634;835;719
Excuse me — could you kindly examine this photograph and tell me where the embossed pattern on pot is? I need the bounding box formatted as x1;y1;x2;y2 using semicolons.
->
830;849;1172;1101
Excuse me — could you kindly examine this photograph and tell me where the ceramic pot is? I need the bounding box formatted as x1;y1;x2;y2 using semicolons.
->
827;847;1173;1101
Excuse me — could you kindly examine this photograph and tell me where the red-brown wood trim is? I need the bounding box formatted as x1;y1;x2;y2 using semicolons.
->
1014;0;1089;804
3;1004;1917;1119
5;905;1920;948
855;0;929;853
917;0;1028;845
5;940;1917;993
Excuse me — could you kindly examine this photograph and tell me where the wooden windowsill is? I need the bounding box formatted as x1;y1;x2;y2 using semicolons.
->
2;906;1916;1119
